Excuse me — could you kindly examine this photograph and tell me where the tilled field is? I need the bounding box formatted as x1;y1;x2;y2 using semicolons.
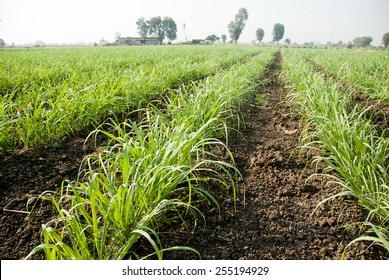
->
161;52;386;259
0;52;386;260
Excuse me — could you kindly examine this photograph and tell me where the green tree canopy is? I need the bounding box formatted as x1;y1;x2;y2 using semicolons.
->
382;32;389;48
256;28;264;43
163;17;177;42
272;23;285;45
228;7;249;44
142;16;177;45
353;36;373;48
205;34;220;44
136;17;150;39
221;34;227;44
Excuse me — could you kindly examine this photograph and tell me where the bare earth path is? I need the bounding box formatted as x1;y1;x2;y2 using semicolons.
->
0;51;385;260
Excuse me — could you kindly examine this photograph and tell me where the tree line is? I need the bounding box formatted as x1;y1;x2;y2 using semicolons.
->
136;16;177;45
132;7;389;48
1;7;389;48
134;8;286;46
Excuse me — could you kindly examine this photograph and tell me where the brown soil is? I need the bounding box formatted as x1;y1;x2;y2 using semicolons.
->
0;135;100;259
0;52;386;260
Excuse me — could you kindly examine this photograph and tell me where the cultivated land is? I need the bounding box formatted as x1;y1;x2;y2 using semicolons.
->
0;46;388;259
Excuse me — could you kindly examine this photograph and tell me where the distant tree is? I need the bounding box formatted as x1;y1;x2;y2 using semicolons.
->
284;38;291;45
382;32;389;48
34;40;46;47
191;39;201;45
99;38;107;46
221;34;227;44
256;28;265;43
228;7;249;44
0;38;5;48
136;17;151;39
334;40;344;48
164;18;177;41
205;34;220;44
148;17;163;42
272;23;285;45
148;16;177;44
353;36;373;48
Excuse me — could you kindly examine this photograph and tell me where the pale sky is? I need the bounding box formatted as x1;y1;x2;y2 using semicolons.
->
0;0;388;45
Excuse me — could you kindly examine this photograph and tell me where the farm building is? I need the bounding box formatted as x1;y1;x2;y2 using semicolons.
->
115;37;159;45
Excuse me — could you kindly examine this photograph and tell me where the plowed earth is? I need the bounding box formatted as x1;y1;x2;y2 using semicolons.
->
0;52;386;260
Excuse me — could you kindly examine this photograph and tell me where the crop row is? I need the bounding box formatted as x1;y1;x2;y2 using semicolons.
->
282;49;389;255
303;49;389;103
0;46;264;154
24;48;276;259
